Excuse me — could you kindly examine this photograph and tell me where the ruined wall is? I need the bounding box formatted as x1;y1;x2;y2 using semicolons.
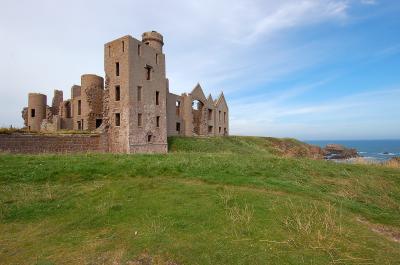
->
51;90;63;115
21;107;28;127
71;85;82;130
0;134;106;154
215;95;229;136
166;92;183;136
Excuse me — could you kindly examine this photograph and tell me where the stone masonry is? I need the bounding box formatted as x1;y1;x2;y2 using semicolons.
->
20;31;229;154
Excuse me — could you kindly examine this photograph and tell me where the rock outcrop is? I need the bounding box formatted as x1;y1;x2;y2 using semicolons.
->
323;144;359;159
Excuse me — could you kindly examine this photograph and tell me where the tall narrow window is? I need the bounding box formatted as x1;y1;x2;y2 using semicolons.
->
208;109;212;120
156;91;160;105
176;101;180;116
224;112;226;123
78;100;81;115
156;116;160;127
137;86;142;101
116;62;120;76
122;41;125;52
176;122;181;132
147;134;152;142
219;127;222;134
145;65;151;80
138;44;141;56
219;111;221;121
31;109;35;117
108;46;111;57
138;113;142;127
115;113;120;126
115;85;120;101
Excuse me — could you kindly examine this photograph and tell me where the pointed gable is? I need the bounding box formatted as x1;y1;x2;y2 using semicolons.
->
215;92;228;110
206;94;215;108
190;83;207;103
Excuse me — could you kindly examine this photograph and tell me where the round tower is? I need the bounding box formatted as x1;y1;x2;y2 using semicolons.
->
27;93;47;131
142;31;164;52
81;74;104;130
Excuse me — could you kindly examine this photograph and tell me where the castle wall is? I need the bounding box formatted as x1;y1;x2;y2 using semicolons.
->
0;133;106;154
128;34;168;153
166;93;183;136
215;101;229;136
104;36;131;153
71;85;82;130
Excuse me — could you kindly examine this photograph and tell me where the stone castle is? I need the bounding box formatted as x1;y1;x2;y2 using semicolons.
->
21;31;229;153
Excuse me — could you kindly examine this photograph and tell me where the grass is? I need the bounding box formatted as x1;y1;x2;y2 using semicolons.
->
0;136;399;264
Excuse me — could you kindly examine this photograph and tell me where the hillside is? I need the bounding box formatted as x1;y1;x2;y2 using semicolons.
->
0;136;399;264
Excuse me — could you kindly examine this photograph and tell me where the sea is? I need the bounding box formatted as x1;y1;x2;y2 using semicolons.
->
306;140;400;162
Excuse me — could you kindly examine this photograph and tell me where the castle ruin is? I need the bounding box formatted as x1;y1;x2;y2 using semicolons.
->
21;32;229;153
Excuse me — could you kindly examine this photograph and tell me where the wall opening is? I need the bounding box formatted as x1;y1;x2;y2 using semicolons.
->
122;41;125;52
219;111;221;121
78;100;81;115
156;54;159;64
77;121;81;130
219;127;222;134
224;127;227;135
138;113;142;127
156;116;160;127
147;134;152;143
192;99;204;135
145;65;152;80
65;101;71;118
116;62;120;76
137;86;142;101
115;113;121;126
176;122;181;132
224;112;226;123
96;119;102;128
115;86;120;101
138;44;141;56
156;91;160;105
208;109;212;120
208;125;213;133
31;109;35;118
176;101;180;116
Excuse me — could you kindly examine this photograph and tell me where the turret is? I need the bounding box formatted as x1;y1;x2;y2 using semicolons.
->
142;31;164;52
27;93;47;131
81;74;104;130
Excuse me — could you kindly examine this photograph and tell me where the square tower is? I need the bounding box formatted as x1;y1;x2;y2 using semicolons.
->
104;32;168;153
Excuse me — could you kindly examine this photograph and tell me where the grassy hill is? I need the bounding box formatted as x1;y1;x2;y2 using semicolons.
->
0;136;399;264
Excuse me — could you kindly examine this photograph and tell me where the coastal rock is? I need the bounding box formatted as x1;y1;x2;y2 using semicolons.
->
323;144;359;160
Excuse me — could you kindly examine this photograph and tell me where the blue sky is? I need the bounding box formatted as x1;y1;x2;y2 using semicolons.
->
0;0;399;140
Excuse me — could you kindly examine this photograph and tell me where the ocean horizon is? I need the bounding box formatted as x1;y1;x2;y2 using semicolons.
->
305;139;400;161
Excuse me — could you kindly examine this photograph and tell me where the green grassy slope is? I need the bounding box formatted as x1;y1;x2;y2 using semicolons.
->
0;136;399;265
